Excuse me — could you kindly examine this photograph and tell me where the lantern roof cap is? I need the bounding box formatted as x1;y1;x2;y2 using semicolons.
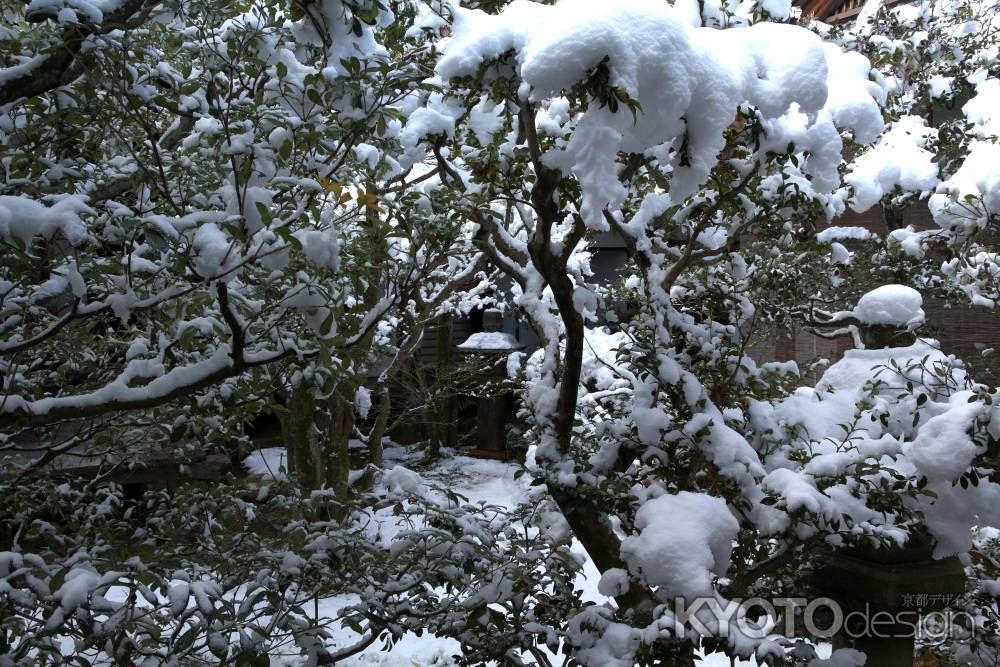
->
457;331;524;352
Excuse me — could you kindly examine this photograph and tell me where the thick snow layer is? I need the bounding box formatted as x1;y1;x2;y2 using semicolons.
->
906;396;983;482
597;567;630;596
761;334;1000;557
0;195;93;246
815;340;947;392
759;0;792;18
294;228;340;271
852;284;925;327
456;330;524;351
382;464;427;495
820;43;886;144
243;447;289;479
399;106;457;148
932;137;1000;228
964;76;1000;139
815;226;873;243
620;491;739;598
191;223;240;280
921;479;1000;558
25;0;124;24
845;115;939;211
437;0;882;227
930;78;1000;229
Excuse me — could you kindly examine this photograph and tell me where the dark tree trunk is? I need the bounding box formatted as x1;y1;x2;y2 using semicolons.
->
277;384;320;489
325;388;354;514
368;386;389;468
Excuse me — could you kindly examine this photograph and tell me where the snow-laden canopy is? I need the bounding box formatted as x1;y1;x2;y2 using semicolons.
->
432;0;884;227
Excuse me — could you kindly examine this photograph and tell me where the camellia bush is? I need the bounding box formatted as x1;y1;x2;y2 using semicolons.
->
0;0;998;665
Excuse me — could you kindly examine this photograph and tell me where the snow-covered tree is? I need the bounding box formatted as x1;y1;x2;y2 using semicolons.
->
0;0;490;484
835;0;1000;309
2;0;1000;665
406;0;1000;663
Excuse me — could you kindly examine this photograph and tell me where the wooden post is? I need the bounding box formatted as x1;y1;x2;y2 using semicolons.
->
433;313;458;455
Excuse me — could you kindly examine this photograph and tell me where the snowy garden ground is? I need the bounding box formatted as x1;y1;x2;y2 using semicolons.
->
246;446;832;666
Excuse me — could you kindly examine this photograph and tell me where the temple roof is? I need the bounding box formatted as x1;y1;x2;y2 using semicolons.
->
795;0;908;23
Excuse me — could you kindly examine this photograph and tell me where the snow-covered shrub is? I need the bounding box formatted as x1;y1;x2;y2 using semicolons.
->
2;0;1000;663
946;527;1000;665
0;468;582;665
832;0;1000;309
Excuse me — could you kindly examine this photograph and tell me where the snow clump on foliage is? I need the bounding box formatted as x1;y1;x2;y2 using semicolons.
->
437;0;884;227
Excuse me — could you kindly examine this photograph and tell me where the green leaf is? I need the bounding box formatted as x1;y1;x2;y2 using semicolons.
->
254;201;273;226
173;626;199;651
319;311;335;336
238;158;253;186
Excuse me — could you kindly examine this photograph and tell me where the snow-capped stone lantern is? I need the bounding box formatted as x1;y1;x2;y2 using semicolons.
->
852;284;925;349
815;285;966;667
456;309;523;460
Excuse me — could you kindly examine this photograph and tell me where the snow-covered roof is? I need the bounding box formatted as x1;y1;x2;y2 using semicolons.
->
796;0;910;22
456;331;524;352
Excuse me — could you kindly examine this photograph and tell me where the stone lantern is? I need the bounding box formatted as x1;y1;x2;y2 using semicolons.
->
814;285;966;667
456;309;523;460
816;534;966;666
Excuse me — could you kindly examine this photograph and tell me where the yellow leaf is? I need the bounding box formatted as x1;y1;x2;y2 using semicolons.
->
320;178;342;196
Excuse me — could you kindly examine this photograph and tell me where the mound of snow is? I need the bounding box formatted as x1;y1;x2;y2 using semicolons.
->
383;465;427;495
620;491;739;599
845;115;939;212
853;284;924;327
815;340;953;392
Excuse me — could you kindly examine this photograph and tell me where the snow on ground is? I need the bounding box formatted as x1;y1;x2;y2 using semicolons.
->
244;446;290;479
291;596;463;667
245;446;790;665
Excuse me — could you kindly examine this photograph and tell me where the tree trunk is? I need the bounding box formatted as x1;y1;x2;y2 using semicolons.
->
410;355;432;453
367;386;389;468
277;384;320;489
883;204;906;232
325;388;354;510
